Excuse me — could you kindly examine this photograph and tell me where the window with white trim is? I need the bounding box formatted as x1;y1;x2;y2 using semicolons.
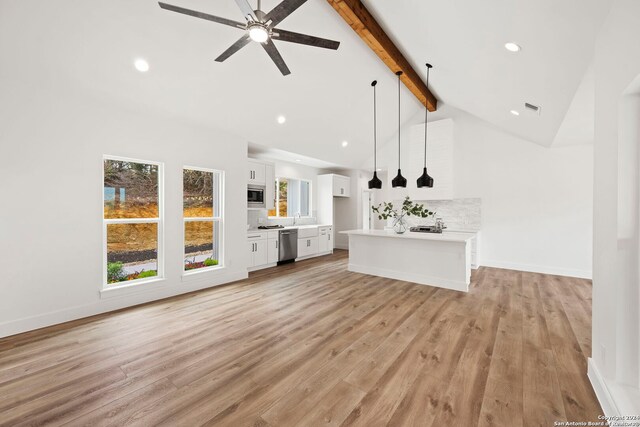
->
103;157;163;286
183;167;223;272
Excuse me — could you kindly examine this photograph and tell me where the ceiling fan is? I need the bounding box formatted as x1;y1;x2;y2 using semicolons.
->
158;0;341;76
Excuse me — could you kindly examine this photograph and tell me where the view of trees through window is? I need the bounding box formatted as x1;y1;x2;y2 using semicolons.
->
268;178;310;218
104;159;160;284
184;168;221;271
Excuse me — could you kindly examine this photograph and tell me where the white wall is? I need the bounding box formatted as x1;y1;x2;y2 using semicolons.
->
589;0;640;415
0;82;249;338
370;109;593;278
454;111;593;277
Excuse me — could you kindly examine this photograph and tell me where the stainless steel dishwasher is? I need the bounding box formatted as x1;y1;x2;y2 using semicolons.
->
278;229;298;264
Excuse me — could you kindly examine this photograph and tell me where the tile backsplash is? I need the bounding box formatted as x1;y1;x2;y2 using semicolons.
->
384;198;481;231
248;209;318;228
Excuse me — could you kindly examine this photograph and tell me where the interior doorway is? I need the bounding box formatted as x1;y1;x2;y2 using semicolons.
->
362;190;372;230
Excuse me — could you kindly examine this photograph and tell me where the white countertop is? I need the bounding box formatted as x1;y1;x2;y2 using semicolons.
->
247;224;331;233
341;229;476;243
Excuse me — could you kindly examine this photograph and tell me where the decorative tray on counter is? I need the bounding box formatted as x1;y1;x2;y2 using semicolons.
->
409;226;444;234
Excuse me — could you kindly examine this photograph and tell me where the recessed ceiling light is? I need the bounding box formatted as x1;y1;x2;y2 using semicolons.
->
377;168;382;172
134;58;150;73
504;42;521;53
342;141;349;147
295;159;301;162
277;115;286;124
510;110;520;116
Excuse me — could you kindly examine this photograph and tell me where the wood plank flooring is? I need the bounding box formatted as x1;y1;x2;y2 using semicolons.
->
0;250;602;426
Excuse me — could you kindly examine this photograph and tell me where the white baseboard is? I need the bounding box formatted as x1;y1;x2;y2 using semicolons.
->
248;262;277;272
0;270;248;339
348;263;468;293
588;358;620;416
334;243;349;250
481;259;592;279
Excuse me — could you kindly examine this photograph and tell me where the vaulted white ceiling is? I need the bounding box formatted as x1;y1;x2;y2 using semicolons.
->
363;0;609;148
0;0;610;168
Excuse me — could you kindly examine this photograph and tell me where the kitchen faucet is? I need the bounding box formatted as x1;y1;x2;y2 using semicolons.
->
293;212;301;226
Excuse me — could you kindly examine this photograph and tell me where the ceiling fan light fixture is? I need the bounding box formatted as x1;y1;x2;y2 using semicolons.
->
248;24;269;43
158;1;341;76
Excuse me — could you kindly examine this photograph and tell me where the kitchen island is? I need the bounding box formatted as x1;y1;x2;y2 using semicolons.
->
341;229;476;292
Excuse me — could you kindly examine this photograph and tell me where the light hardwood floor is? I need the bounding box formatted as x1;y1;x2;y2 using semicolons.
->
0;250;601;426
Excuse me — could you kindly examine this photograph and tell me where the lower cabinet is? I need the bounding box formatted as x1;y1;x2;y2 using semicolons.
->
297;237;319;258
248;233;279;269
318;226;332;253
248;226;333;270
247;239;268;268
267;237;279;264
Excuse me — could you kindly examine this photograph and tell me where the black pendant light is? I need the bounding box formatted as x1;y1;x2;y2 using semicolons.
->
417;63;434;188
392;70;407;188
368;80;382;189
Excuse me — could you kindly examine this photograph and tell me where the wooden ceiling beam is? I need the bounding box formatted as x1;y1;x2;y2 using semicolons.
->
327;0;437;111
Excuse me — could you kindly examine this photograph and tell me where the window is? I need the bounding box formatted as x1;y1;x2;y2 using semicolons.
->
183;167;223;272
268;177;311;218
103;157;162;286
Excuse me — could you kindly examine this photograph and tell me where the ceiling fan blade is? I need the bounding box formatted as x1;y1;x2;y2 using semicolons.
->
272;29;340;50
264;0;307;27
234;0;258;22
261;39;291;76
158;2;246;29
215;34;251;62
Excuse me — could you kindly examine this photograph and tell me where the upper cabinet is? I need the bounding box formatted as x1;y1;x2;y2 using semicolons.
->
247;159;275;210
330;174;351;197
248;160;266;185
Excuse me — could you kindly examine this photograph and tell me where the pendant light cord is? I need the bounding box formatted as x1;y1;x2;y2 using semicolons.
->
397;71;402;169
369;80;378;171
424;65;431;168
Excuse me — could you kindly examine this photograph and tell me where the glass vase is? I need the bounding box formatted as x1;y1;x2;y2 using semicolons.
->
392;215;407;234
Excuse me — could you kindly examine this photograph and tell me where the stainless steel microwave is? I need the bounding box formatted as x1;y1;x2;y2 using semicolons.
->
248;185;266;208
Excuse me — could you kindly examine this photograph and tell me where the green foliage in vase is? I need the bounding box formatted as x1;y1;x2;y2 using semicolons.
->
371;196;435;220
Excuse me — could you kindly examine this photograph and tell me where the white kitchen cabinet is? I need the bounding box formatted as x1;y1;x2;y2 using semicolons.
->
248;160;266;185
265;163;275;210
319;173;350;198
297;237;319;258
332;175;351;197
247;239;268;267
318;226;332;253
267;237;279;264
